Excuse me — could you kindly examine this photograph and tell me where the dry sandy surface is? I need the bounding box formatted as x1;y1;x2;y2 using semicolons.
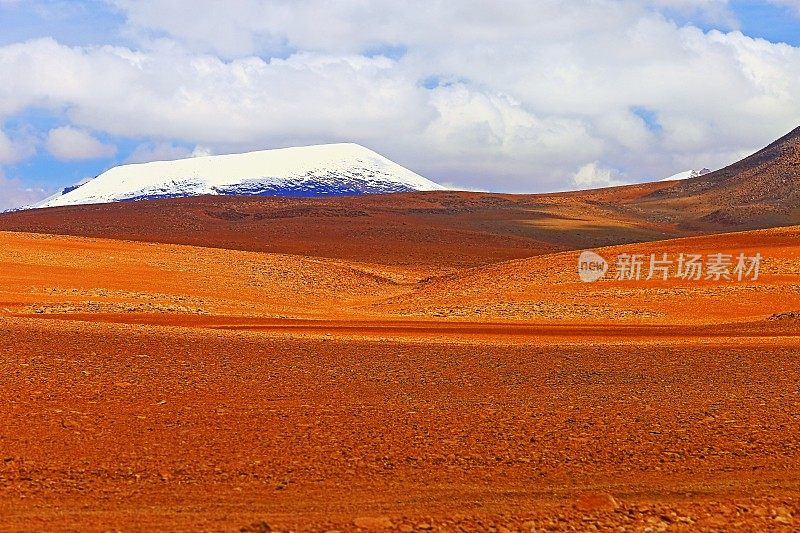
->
0;227;799;531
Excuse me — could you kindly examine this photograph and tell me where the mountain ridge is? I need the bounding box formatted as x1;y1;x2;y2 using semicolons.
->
33;143;446;209
646;126;800;205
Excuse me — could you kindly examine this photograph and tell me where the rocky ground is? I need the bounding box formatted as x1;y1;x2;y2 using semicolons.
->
0;315;799;531
0;226;798;531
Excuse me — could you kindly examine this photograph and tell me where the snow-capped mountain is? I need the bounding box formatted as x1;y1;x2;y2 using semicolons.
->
32;143;446;209
660;168;711;182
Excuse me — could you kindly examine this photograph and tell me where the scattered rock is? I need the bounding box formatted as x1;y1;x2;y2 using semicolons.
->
353;516;393;530
240;520;271;532
60;418;79;430
773;506;794;524
575;493;620;512
769;311;800;321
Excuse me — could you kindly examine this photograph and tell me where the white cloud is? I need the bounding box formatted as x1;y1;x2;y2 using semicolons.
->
645;0;736;26
108;1;740;57
573;162;627;190
123;142;216;164
190;145;214;157
124;142;193;164
0;169;52;210
768;0;800;14
0;127;43;209
45;126;117;161
0;1;798;192
0;130;16;163
0;128;36;164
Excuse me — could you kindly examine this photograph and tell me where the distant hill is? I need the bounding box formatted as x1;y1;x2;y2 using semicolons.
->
31;143;446;209
635;126;800;229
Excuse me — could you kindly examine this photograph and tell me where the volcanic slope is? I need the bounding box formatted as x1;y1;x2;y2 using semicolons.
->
630;125;800;229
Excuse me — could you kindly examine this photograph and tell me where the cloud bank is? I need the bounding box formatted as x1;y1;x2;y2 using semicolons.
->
46;126;117;161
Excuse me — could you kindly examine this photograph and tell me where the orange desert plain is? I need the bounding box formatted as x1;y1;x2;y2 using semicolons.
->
0;129;799;531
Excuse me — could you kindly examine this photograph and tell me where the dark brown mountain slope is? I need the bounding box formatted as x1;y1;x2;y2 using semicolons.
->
632;126;800;229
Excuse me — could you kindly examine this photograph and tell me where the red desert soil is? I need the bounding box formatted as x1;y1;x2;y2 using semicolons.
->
0;226;799;531
0;191;675;270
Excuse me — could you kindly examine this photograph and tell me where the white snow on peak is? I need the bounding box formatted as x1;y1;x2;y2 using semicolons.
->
32;143;447;209
660;168;711;182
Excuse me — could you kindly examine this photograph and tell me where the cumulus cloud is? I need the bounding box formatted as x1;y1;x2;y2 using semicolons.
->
0;169;51;210
645;0;736;26
124;141;217;164
573;162;628;189
0;128;36;164
0;0;799;194
107;1;738;56
45;126;117;161
124;142;193;164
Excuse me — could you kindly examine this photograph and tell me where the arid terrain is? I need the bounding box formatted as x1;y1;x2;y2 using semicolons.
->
0;223;798;531
0;131;799;531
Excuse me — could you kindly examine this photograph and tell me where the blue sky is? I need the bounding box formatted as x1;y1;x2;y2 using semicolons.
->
730;0;800;45
1;0;799;208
